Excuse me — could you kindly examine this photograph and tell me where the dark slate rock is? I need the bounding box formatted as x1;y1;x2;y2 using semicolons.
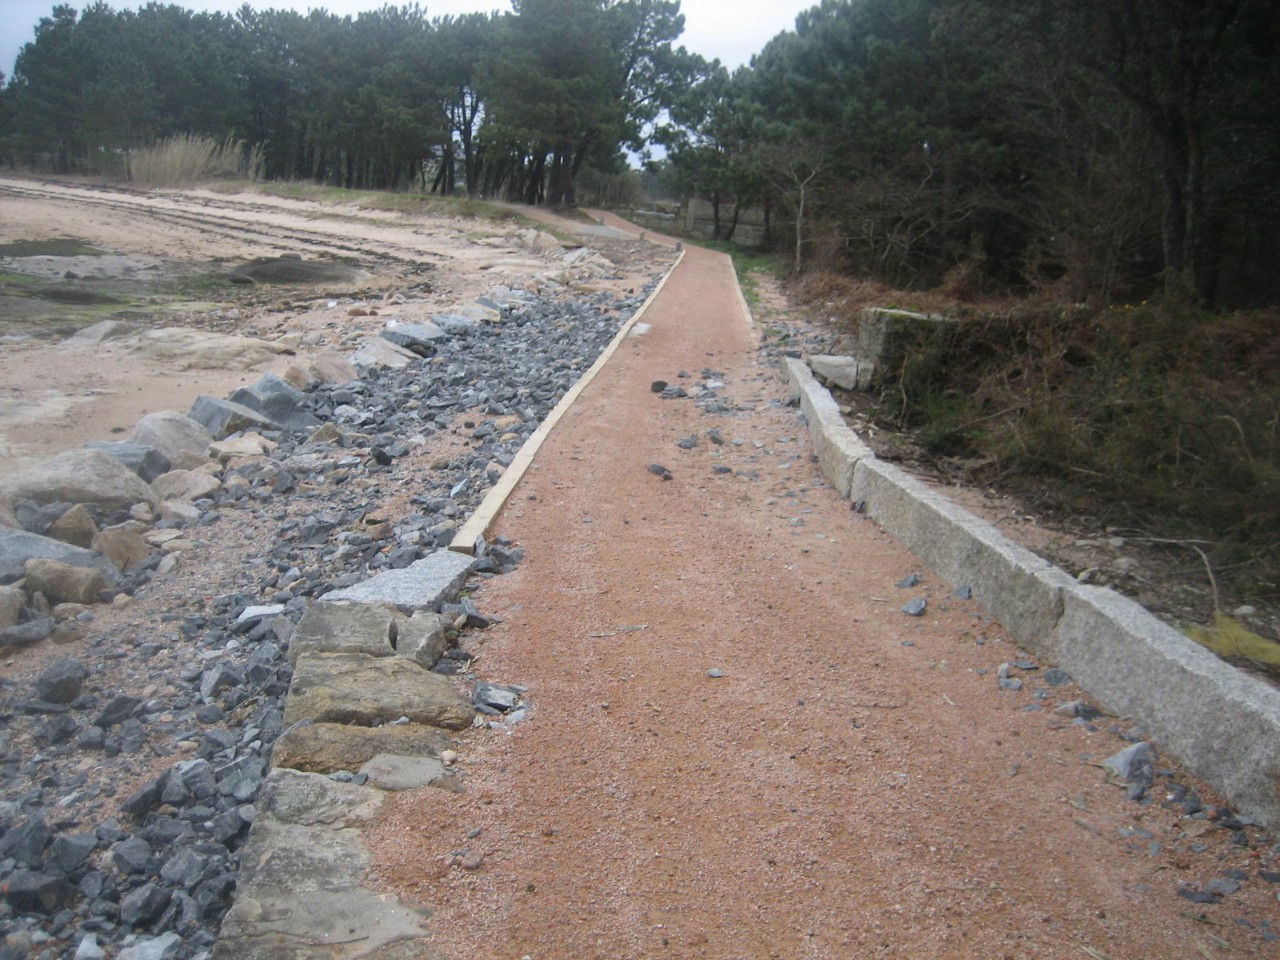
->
119;881;171;927
45;833;96;874
381;322;447;356
95;693;141;728
34;658;88;705
13;499;73;535
0;617;55;648
109;836;153;875
1043;668;1073;687
3;870;72;913
1177;887;1219;904
228;374;320;433
82;442;172;484
896;573;921;588
0;816;51;867
900;598;927;616
187;395;276;440
1102;742;1155;786
119;776;164;818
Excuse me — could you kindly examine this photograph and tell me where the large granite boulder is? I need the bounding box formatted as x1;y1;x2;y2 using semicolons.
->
0;529;111;584
0;585;22;629
23;558;107;605
282;352;358;391
82;441;172;483
128;412;213;469
45;504;98;548
150;468;223;502
0;450;159;513
92;528;151;573
349;337;418;372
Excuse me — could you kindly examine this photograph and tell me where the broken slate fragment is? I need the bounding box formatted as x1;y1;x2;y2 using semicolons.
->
896;573;921;589
1177;887;1220;905
646;463;672;480
900;597;927;616
473;681;522;714
1102;741;1155;786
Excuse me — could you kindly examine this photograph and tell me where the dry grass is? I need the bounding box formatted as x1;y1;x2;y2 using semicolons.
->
129;134;264;188
793;272;1280;607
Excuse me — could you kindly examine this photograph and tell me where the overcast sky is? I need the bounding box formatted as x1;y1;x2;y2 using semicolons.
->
2;0;815;82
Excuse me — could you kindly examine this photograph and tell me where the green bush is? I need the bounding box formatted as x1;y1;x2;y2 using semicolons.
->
874;295;1280;598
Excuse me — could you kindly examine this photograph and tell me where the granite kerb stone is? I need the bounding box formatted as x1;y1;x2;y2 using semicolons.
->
212;769;440;960
784;357;874;498
283;651;476;730
783;354;1280;832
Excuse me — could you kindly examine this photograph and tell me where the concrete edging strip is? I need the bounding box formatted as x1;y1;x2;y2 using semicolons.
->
784;356;1280;831
449;247;687;555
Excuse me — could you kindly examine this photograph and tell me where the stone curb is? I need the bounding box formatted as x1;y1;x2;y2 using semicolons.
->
784;356;1280;831
449;247;687;555
218;240;686;957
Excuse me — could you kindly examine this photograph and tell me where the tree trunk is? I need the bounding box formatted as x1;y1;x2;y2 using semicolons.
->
524;153;546;205
724;203;742;243
794;181;806;273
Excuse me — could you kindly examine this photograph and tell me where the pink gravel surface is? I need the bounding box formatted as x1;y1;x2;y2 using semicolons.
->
365;227;1280;960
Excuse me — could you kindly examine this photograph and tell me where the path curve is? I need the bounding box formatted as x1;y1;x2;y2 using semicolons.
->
366;222;1277;959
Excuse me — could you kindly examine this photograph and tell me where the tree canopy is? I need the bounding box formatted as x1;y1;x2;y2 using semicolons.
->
658;0;1278;307
0;1;703;202
3;0;1276;305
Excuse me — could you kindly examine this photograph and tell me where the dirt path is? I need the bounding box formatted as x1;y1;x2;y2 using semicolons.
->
366;226;1278;958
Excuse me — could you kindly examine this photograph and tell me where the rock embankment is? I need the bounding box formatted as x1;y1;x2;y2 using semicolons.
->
0;245;670;960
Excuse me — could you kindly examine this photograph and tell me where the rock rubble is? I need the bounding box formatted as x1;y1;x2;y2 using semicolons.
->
0;254;666;959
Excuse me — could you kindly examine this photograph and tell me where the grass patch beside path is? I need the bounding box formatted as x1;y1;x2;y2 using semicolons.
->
693;239;788;314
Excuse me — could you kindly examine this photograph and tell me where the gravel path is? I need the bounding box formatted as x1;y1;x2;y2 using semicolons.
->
365;220;1280;959
0;187;1276;959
